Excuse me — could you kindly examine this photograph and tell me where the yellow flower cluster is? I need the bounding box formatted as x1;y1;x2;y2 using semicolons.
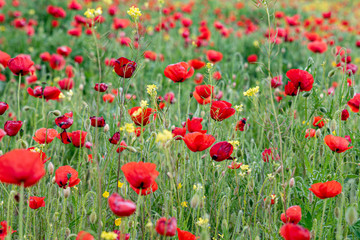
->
120;123;135;133
181;201;188;207
234;104;243;112
196;217;209;227
147;84;158;97
140;100;149;109
84;7;102;19
243;86;259;97
228;140;240;150
101;231;118;240
206;62;213;70
115;218;121;226
127;6;142;20
156;129;173;143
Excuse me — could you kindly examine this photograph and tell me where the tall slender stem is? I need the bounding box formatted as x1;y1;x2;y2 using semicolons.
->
19;182;24;240
18;74;22;119
318;199;327;239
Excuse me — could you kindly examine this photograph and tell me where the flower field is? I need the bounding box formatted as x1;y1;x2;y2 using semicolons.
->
1;0;360;239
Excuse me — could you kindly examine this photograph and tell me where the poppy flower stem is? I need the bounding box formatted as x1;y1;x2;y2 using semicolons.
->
318;199;327;239
17;74;21;119
178;83;181;124
19;182;24;240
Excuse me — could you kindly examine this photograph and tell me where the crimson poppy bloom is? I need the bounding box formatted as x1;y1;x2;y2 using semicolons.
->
312;116;325;128
0;102;9;115
284;81;298;96
49;54;66;71
71;130;87;148
0;221;16;239
185;117;207;133
235;118;247;131
4;120;22;136
271;76;283;88
76;231;94;240
55;113;73;129
305;129;316;138
228;161;242;169
114;57;137;78
90;116;106;127
193;91;211;105
27;86;62;100
0;50;11;68
155;217;177;237
307;41;327;53
94;83;108;92
309;180;342;199
55;165;81;188
177;228;197;240
183;132;215;152
0;149;45;187
286;69;314;93
210;141;233;161
128;107;155;126
7;55;34;76
247;54;258;63
121;162;159;190
113;231;130;240
108;192;136;217
188;59;205;70
130;181;158;195
280;224;310;240
28;196;45;209
262;148;279;162
324;135;353;153
347;93;360;113
56;46;72;57
33;128;58;144
0;129;6;142
58;78;74;90
195;85;214;99
172;127;186;140
210;101;235;121
59;130;72;144
116;140;127;153
206;50;223;63
341;109;349;121
109;132;121;144
164;62;194;83
280;205;302;224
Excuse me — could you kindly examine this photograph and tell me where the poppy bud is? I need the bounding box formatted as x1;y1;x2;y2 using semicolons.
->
334;207;340;219
328;69;336;78
23;106;31;111
319;107;327;113
52;110;61;116
79;84;84;91
146;219;153;228
302;91;311;98
65;228;71;237
52;176;56;184
63;187;71;198
90;211;97;224
345;206;358;226
309;192;313;203
330;119;337;132
127;146;137;153
167;172;173;178
275;166;282;174
190;194;200;208
289;177;295;188
48;162;54;175
20;139;28;149
315;129;321;138
84;119;91;131
201;111;205;118
53;212;60;222
104;124;109;132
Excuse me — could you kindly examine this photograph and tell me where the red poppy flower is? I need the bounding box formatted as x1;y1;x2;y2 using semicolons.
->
312;116;325;128
27;86;62;100
0;129;7;142
262;148;279;162
128;107;155;126
121;162;159;190
0;102;9;115
49;54;66;71
235;118;247;131
280;206;302;224
210;101;235;121
4;120;22;136
59;130;72;144
114;57;137;78
164;62;194;83
185;117;207;133
71;130;87;148
28;196;45;209
177;228;198;240
116;140;127;153
144;51;157;61
309;180;342;199
271;76;283;88
109;132;121;144
247;54;258;63
58;78;74;90
155;217;177;237
27;147;50;164
280;223;310;240
284;81;299;96
228;161;242;169
94;83;108;92
56;46;72;57
347;93;360;113
55;165;81;188
76;231;94;240
134;127;144;137
108;192;136;217
7;55;34;76
193;91;211;105
195;85;213;99
164;92;175;104
55;112;73;129
0;221;16;239
130;181;158;195
183;132;215;152
172;127;186;140
341;109;349;121
90;116;106;127
305;129;316;138
307;41;328;53
324;135;353;153
0;149;45;187
206;50;223;63
210;141;233;161
33;128;58;144
188;59;205;70
0;50;11;68
286;69;314;93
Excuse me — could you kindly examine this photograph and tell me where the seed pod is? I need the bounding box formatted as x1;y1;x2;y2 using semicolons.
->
48;162;54;175
201;111;205;118
334;207;340;219
52;110;61;116
127;146;137;153
302;91;311;98
65;228;71;237
345;206;358;226
289;178;295;188
167;172;173;179
319;107;327;113
90;211;97;224
328;69;336;78
63;187;71;198
23;106;31;111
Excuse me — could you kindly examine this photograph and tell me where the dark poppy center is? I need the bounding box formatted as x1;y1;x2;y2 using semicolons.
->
212;155;218;160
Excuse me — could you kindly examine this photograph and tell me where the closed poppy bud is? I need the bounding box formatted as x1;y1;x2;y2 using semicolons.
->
0;102;9;115
341;109;349;121
289;178;295;187
210;141;233;161
28;196;45;209
345;206;358;226
89;116;106;127
94;83;108;92
108;192;136;217
55;165;81;189
155;217;177;237
8;55;34;76
114;57;137;78
63;187;71;198
109;132;121;144
89;211;97;224
48;162;54;175
4;120;22;136
104;124;109;132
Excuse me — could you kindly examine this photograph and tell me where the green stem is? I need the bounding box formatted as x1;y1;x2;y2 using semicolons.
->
19;182;24;240
18;74;22;119
318;199;327;239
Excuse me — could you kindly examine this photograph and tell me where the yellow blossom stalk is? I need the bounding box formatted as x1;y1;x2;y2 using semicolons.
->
243;86;260;97
127;6;142;20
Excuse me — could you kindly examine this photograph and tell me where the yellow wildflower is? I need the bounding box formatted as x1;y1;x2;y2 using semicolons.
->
118;181;124;188
140;100;148;109
115;218;121;226
177;183;182;189
243;86;260;97
102;191;109;198
127;6;142;20
196;217;209;227
206;62;213;70
124;123;135;133
156;129;173;143
234;104;243;112
181;201;188;207
101;231;118;240
228;140;240;150
240;165;249;171
95;7;102;16
84;8;95;18
147;84;158;97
